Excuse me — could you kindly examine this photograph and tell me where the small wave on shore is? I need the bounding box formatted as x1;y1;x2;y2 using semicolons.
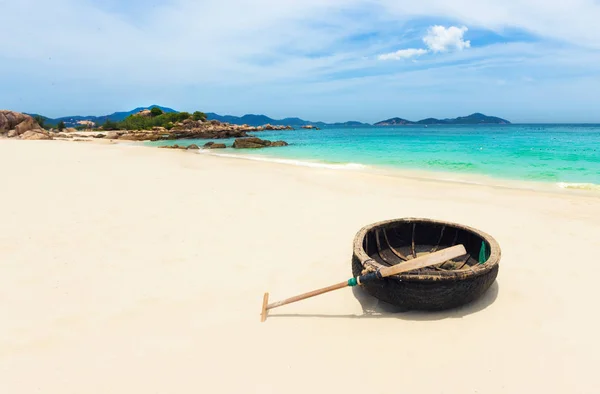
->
197;150;367;170
557;182;600;191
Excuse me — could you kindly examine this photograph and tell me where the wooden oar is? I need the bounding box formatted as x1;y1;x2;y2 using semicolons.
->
260;244;466;322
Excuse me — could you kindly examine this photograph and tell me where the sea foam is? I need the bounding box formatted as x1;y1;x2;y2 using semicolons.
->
197;150;367;170
556;182;600;191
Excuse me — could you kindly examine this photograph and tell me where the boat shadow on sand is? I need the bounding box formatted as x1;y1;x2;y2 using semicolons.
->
268;281;499;322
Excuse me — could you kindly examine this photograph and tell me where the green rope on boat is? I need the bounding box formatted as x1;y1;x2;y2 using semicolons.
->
479;241;489;264
347;277;358;287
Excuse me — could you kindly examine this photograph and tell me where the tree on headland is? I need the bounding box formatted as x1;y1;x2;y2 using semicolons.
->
33;115;46;129
193;111;207;121
150;107;164;117
102;119;119;130
58;121;65;132
94;110;209;131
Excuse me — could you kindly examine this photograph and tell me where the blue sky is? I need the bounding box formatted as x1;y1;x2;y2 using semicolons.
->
2;0;600;123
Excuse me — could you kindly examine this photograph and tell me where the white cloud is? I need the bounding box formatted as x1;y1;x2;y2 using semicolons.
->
378;24;470;60
423;25;471;52
378;48;428;60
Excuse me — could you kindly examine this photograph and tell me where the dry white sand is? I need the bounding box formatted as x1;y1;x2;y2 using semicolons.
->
1;140;599;393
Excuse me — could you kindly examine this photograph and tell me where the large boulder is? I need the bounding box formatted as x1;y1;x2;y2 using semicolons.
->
15;117;40;135
203;142;226;149
233;137;272;149
20;130;52;140
232;137;288;148
0;110;47;138
0;110;29;131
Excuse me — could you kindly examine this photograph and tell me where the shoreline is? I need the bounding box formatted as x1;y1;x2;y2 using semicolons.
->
49;134;600;197
148;140;600;197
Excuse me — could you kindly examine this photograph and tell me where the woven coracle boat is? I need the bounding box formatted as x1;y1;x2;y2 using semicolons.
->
352;218;501;311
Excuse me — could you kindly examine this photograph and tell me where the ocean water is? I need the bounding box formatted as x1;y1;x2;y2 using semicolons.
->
146;124;600;191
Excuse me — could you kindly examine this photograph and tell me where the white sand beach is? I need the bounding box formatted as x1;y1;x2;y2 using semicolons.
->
1;139;599;393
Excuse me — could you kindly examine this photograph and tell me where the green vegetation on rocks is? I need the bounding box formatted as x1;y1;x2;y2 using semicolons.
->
102;111;207;131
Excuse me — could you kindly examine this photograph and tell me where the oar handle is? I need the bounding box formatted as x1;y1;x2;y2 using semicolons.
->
266;280;349;310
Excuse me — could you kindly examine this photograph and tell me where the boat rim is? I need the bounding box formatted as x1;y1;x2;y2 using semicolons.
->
353;217;501;281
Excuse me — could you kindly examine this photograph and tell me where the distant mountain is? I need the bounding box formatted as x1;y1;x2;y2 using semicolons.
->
373;117;414;126
27;106;509;129
439;113;510;125
416;118;445;125
205;112;370;127
28;105;177;127
29;106;370;128
375;113;510;126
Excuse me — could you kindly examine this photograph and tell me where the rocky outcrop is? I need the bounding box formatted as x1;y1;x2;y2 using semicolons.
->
136;109;152;117
20;130;53;140
55;133;73;139
118;132;163;141
0;110;29;132
203;142;227;149
233;137;271;149
112;119;260;141
232;137;288;149
0;110;52;139
186;144;199;150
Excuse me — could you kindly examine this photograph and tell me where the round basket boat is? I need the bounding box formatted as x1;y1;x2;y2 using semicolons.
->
352;218;501;311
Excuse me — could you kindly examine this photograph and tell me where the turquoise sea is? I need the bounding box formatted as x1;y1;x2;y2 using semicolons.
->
147;124;600;191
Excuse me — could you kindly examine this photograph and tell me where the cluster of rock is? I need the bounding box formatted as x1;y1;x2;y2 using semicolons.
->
1;110;293;147
159;138;288;150
0;111;53;140
99;119;293;142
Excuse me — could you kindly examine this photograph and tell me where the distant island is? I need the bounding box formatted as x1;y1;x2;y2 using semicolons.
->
204;113;369;128
29;106;370;129
374;113;510;126
28;106;510;128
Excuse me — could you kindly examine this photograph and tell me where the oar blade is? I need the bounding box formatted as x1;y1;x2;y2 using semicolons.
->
379;244;467;278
